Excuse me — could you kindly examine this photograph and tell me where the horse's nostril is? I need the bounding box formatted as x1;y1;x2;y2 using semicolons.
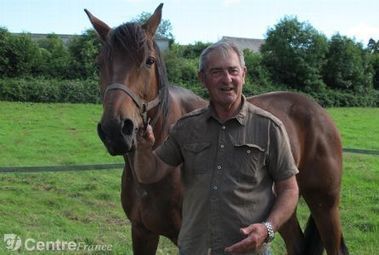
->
122;119;134;136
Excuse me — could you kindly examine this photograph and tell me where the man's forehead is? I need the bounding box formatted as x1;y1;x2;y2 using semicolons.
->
206;50;240;68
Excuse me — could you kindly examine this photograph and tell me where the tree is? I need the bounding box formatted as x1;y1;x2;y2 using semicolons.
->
368;52;379;90
0;27;11;76
323;34;372;92
37;34;71;78
67;29;101;79
131;12;174;42
243;49;270;87
5;33;42;77
261;16;328;90
368;38;379;53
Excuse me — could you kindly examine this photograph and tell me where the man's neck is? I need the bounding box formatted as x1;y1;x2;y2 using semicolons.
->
211;99;243;123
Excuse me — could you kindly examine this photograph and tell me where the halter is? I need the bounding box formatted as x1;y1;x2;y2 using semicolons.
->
104;83;161;127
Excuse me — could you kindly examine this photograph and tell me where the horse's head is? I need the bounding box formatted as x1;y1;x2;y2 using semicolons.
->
85;4;167;155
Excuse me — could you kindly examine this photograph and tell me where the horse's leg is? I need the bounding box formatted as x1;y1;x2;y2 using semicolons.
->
303;192;343;255
131;223;160;255
301;157;347;255
278;210;305;255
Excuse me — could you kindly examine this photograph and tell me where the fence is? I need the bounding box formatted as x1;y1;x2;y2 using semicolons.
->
0;148;378;173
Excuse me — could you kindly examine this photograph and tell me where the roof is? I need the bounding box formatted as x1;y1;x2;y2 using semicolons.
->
221;36;265;53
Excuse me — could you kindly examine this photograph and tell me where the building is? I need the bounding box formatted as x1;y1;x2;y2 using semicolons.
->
221;36;265;53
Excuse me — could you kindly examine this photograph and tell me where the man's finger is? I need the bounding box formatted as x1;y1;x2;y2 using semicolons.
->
240;224;256;236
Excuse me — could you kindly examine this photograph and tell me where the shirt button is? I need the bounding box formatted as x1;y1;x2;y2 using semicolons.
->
247;150;251;154
221;126;226;130
213;186;218;190
217;165;222;170
220;144;224;149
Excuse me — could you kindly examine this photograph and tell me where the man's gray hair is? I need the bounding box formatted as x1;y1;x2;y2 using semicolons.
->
199;40;245;72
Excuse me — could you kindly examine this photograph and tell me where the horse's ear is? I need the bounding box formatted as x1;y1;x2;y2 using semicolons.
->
84;9;111;43
142;3;163;37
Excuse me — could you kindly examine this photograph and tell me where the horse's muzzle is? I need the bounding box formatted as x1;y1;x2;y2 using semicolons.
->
97;118;136;155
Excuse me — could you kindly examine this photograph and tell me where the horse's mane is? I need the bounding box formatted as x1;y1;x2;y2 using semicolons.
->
109;22;170;126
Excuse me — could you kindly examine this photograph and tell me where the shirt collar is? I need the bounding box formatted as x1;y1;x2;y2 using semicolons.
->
206;95;248;126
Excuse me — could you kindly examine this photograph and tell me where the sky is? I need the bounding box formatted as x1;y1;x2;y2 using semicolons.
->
0;0;378;45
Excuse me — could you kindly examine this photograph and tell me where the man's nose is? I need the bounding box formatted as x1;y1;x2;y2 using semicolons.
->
221;70;233;83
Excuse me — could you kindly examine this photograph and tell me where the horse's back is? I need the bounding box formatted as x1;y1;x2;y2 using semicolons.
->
168;84;208;114
247;92;343;190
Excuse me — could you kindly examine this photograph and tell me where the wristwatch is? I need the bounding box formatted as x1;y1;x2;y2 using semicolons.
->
263;221;275;243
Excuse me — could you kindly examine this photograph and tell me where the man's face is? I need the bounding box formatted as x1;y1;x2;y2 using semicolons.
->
199;49;246;109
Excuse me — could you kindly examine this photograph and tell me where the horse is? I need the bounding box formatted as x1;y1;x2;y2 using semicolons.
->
85;4;349;255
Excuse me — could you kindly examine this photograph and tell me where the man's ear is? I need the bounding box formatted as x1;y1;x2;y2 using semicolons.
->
242;66;247;83
198;71;206;86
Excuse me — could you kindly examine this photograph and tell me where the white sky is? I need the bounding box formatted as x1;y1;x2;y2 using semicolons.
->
0;0;378;45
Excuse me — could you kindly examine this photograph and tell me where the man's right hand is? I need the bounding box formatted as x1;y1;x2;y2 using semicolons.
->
137;124;155;150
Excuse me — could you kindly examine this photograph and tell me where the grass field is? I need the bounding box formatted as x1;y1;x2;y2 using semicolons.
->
0;101;378;254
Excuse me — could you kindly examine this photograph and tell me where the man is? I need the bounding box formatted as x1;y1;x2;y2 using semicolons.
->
134;41;299;255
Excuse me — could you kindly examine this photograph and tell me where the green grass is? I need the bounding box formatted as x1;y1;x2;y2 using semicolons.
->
327;107;379;150
0;102;121;166
0;101;378;254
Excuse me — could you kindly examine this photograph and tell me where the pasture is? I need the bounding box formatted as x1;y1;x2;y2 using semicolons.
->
0;101;378;254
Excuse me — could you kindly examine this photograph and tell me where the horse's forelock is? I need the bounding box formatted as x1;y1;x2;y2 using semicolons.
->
110;23;148;65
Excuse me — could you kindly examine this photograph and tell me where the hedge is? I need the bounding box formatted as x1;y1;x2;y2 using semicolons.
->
0;78;378;107
0;78;100;103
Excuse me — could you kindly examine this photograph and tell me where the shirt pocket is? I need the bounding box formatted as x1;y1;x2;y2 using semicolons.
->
232;143;266;183
182;142;211;174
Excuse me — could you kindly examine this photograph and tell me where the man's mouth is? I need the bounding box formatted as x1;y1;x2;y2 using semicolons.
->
220;87;233;92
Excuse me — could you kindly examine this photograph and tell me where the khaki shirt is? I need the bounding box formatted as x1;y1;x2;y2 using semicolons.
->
156;97;298;255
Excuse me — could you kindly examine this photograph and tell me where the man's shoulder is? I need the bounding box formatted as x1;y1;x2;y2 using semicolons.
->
174;107;208;128
180;107;208;121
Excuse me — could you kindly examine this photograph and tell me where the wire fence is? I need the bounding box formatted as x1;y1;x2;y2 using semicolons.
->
0;148;378;173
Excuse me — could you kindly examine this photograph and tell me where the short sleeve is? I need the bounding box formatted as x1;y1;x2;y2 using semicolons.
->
267;121;299;181
154;124;184;167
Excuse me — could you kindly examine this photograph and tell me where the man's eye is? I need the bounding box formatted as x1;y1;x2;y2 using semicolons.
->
229;68;240;74
210;70;222;76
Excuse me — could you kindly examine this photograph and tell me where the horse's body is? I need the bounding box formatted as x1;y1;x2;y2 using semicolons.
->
86;4;348;255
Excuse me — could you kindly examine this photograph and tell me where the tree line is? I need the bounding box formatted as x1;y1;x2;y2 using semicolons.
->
0;16;378;106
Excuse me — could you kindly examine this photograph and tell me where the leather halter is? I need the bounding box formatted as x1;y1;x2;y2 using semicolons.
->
104;83;160;126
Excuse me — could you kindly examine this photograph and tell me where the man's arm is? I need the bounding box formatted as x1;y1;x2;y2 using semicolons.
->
225;176;299;253
133;125;175;183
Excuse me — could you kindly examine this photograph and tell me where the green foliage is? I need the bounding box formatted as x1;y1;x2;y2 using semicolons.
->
164;43;208;97
323;34;372;92
181;41;211;59
131;11;174;42
307;86;377;107
0;78;100;103
5;33;42;77
0;15;378;107
367;38;379;53
36;34;71;78
67;29;101;79
243;49;271;87
261;16;328;90
0;27;11;76
369;52;379;90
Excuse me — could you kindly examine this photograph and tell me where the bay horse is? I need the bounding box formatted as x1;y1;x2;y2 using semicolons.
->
85;4;349;255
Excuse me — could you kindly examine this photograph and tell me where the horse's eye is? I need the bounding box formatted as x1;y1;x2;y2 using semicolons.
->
146;57;156;67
